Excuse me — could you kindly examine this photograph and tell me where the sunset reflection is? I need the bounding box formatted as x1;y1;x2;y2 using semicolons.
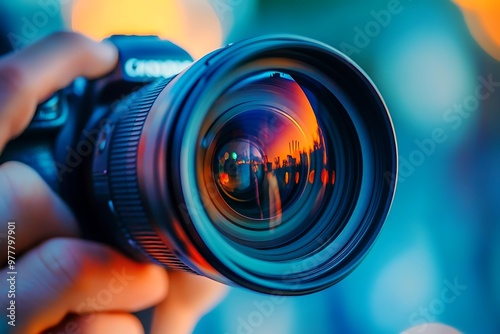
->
209;71;336;221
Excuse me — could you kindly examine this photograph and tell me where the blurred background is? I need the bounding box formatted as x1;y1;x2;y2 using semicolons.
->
0;0;499;333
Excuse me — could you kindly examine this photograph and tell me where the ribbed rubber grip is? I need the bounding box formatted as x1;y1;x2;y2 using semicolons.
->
106;79;194;272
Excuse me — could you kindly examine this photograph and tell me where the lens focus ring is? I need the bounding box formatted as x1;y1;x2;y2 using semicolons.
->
98;79;194;272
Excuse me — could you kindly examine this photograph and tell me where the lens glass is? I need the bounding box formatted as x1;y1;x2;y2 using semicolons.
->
200;70;345;253
178;43;396;294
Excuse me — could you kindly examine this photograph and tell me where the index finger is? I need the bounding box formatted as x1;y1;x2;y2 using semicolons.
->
0;31;118;151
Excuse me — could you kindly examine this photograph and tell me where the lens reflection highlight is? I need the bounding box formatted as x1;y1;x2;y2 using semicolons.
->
205;71;336;239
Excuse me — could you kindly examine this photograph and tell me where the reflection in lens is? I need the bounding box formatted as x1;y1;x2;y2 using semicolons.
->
215;138;266;219
211;72;327;225
200;70;340;252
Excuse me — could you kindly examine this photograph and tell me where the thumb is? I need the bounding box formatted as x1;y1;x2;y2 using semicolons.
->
151;271;228;334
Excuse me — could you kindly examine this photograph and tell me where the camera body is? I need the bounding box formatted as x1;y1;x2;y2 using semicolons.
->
0;35;194;256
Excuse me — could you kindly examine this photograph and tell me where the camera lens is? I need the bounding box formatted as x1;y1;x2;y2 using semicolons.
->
91;36;397;295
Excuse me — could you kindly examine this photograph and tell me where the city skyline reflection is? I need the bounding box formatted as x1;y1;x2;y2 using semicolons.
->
209;71;336;223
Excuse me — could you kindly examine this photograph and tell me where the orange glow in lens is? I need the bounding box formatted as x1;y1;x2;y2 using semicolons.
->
220;172;229;185
321;168;329;184
309;170;315;184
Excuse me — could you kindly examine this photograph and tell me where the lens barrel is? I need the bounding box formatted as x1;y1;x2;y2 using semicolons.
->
91;35;397;295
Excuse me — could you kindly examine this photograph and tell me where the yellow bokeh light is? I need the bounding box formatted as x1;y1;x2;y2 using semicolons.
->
453;0;500;60
71;0;223;59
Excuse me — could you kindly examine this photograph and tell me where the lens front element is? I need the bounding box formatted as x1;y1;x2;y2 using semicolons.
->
206;71;336;241
170;38;396;294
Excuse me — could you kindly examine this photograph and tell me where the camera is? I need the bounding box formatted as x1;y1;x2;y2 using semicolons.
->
0;35;397;295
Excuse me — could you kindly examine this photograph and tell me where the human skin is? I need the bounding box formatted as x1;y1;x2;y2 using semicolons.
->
0;32;227;334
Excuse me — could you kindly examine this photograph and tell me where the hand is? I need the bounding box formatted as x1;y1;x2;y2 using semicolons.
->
0;32;227;334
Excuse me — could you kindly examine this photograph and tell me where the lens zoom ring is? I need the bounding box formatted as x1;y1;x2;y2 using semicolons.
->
107;79;194;272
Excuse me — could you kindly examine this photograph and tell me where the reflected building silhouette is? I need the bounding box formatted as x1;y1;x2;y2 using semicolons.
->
216;136;336;221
